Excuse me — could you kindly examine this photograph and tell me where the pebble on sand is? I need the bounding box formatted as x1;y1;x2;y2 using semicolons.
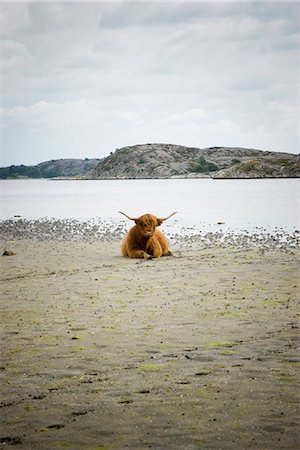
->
2;249;16;256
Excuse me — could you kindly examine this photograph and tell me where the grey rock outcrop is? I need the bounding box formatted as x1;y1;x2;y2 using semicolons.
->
213;155;300;178
85;143;299;179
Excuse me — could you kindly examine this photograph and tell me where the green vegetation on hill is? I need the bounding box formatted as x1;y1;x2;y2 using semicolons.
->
188;156;219;173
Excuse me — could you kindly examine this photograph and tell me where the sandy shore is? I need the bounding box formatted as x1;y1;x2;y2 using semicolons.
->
1;222;299;449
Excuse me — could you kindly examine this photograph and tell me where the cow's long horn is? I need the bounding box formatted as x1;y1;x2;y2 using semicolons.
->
118;211;136;221
158;211;177;222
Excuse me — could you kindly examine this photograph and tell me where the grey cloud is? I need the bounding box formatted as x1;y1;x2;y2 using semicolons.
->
231;78;271;92
0;3;30;37
9;2;109;37
98;2;243;29
98;1;299;31
251;2;299;28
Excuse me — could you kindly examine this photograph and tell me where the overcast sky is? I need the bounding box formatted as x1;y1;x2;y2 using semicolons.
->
1;1;299;166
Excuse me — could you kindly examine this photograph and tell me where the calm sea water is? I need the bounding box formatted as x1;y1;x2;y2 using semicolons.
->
0;178;299;234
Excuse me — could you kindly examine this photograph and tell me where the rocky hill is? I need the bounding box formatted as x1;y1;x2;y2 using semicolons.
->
213;156;300;179
85;144;299;179
0;158;101;179
2;145;299;179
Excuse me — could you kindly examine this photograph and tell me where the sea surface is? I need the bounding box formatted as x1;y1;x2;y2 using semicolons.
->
0;178;299;235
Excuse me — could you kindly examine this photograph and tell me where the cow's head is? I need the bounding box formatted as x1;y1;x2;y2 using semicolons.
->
119;211;177;238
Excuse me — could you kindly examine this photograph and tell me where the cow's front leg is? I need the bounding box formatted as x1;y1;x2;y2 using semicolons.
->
127;249;153;259
146;238;163;258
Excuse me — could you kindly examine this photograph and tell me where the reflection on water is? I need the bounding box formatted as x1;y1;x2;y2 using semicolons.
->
0;178;299;233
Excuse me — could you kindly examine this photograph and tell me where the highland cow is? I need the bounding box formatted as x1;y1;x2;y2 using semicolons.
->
119;211;177;259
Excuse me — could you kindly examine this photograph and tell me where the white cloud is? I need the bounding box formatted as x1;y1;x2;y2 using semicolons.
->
1;39;31;72
207;118;241;135
266;100;297;118
167;108;206;124
266;100;298;133
4;98;148;131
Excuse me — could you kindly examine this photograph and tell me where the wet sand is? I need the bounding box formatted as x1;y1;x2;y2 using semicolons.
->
1;223;299;449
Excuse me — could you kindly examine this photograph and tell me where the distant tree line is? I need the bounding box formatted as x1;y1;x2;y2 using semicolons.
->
0;164;61;179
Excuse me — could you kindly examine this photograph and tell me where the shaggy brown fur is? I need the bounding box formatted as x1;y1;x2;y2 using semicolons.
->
119;211;177;259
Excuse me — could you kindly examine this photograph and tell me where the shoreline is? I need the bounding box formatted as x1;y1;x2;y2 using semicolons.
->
1;175;300;180
1;226;299;449
1;217;299;248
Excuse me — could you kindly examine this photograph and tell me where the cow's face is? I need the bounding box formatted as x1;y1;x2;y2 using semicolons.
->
135;214;159;238
119;211;177;237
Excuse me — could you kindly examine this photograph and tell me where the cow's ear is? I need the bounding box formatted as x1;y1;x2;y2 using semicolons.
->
135;219;141;226
157;219;163;226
